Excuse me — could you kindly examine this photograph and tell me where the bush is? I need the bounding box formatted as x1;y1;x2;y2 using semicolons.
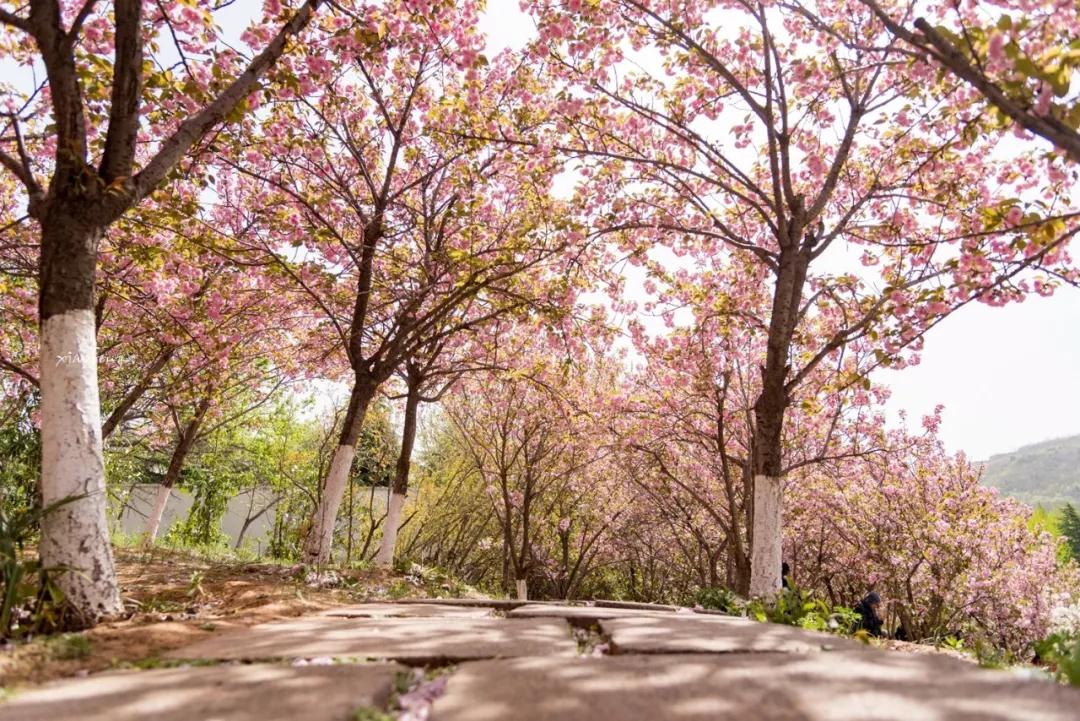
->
694;587;743;615
787;439;1064;654
0;496;76;638
48;632;92;660
1036;632;1080;685
747;586;860;638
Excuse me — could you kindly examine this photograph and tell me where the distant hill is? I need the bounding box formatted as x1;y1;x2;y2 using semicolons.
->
980;435;1080;508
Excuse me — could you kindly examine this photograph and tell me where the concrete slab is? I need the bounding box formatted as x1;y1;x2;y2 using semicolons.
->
601;615;864;654
166;616;577;662
318;603;495;618
507;604;684;621
593;599;681;612
0;663;401;721
431;653;1080;721
394;598;550;609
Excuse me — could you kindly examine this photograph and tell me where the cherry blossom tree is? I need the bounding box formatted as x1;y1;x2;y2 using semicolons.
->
609;246;896;595
373;341;473;568
786;424;1066;653
138;310;300;544
852;0;1080;163
213;2;575;565
0;0;325;623
524;0;1078;597
1;198;196;440
444;337;621;600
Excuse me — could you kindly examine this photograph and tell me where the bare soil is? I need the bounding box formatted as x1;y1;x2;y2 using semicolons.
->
0;546;477;691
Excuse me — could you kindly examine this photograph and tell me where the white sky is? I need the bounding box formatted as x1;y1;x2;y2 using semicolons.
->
877;289;1080;460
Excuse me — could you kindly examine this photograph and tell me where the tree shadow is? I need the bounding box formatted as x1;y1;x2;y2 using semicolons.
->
0;663;400;721
164;615;578;663
433;652;1080;721
601;615;867;654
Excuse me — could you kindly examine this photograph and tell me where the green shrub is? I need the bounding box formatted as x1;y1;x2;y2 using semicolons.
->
1036;632;1080;685
747;586;859;637
1;495;79;638
352;710;394;721
694;587;743;615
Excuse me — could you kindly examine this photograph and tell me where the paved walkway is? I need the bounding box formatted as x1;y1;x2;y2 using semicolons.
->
2;599;1079;720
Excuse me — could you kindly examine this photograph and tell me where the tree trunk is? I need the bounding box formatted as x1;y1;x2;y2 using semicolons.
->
749;246;809;599
302;379;376;564
38;306;121;623
27;0;324;631
37;213;121;624
375;374;422;567
728;525;752;596
376;492;406;567
748;475;784;598
235;495;280;551
144;394;212;543
144;483;173;544
346;474;355;564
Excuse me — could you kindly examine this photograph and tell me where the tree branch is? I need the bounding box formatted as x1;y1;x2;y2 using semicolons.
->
99;0;143;182
127;0;324;212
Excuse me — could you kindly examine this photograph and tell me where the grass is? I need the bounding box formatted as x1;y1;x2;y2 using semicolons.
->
46;633;92;660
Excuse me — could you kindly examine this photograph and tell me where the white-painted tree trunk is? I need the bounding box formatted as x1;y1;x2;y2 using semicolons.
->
748;474;784;599
302;444;356;564
375;492;406;567
516;579;528;601
38;310;122;621
144;484;172;544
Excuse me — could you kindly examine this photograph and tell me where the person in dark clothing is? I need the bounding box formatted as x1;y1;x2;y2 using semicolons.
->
853;591;884;637
781;562;791;590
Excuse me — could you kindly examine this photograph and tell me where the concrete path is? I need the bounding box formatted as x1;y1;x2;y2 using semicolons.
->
2;600;1079;721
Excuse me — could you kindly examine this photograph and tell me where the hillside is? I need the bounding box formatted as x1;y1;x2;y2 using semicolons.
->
980;435;1080;508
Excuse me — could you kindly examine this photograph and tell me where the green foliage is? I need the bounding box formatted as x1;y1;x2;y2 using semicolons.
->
165;464;229;548
694;585;861;640
971;634;1017;670
939;635;966;652
104;391;397;558
352;710;395;721
694;587;743;615
747;587;860;638
393;670;415;695
351;408;398;488
386;579;413;600
0;393;40;522
1037;632;1080;686
1059;504;1080;561
186;571;206;598
0;495;79;638
1029;504;1073;564
232;395;398;562
47;632;93;660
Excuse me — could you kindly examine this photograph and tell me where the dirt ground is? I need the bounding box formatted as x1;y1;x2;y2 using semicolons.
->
0;546;478;692
876;638;976;663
